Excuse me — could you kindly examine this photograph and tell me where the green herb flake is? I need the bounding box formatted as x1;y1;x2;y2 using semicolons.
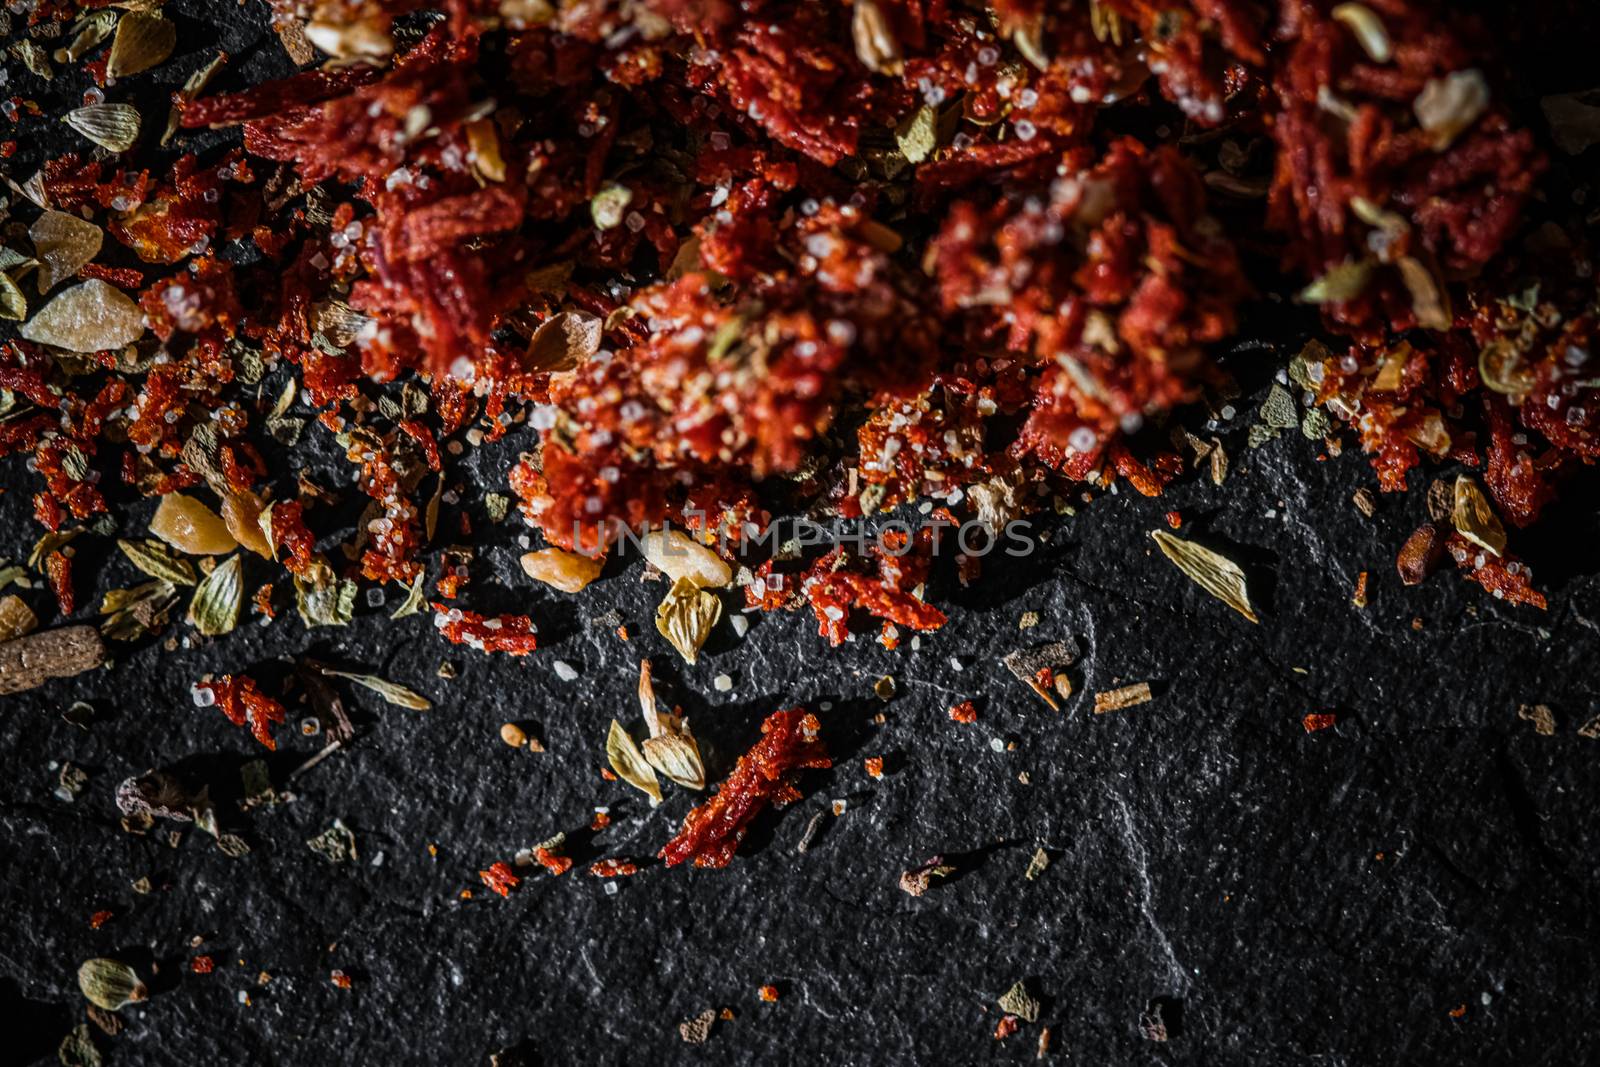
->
117;538;198;586
187;555;243;636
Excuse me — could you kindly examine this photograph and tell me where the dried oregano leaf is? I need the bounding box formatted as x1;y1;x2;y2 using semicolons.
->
642;731;706;791
58;1023;100;1067
306;819;358;864
77;958;146;1011
1024;846;1051;881
1451;475;1507;557
1150;530;1259;623
9;40;53;80
29;529;81;570
118;538;197;586
294;572;357;628
1299;258;1373;304
655;576;722;665
894;104;938;164
98;579;178;642
108;11;177;80
606;719;662;806
998;980;1041;1023
64;103;142;153
590;184;632;229
390;572;426;619
321;668;431;710
57;10;119;64
0;271;26;321
187;554;243;636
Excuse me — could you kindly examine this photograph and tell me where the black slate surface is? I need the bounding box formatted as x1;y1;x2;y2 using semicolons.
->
3;4;1600;1065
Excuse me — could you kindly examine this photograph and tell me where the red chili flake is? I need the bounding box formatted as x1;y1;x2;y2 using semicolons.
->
1449;1004;1468;1020
533;846;573;877
758;985;780;1003
330;970;353;990
1351;571;1369;609
660;708;830;869
191;955;215;974
253;583;276;619
88;910;113;929
194;675;286;751
1444;533;1546;609
863;756;884;779
948;701;978;724
45;552;74;617
1165;511;1183;530
995;1015;1021;1040
1302;713;1338;733
599;767;618;782
588;858;639;878
590;810;611;832
398;419;441;471
267;501;318;578
430;604;538;655
478;861;520;898
78;262;146;289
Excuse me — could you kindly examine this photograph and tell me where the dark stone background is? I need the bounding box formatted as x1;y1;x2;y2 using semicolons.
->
2;3;1598;1064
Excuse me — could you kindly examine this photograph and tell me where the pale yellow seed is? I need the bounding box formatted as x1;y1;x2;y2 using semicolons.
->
500;722;527;748
520;547;603;593
149;493;238;555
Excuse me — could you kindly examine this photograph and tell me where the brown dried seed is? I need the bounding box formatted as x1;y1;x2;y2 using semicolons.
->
1396;522;1444;585
526;309;602;372
0;625;106;696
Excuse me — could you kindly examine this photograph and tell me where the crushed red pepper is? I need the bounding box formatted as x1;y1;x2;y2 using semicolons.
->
478;861;520;898
194;675;286;751
660;708;830;869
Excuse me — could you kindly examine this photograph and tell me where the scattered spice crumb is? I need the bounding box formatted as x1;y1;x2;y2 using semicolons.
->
1094;682;1153;715
1518;703;1557;736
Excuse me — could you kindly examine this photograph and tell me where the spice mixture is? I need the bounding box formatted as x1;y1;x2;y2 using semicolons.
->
0;0;1595;1055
